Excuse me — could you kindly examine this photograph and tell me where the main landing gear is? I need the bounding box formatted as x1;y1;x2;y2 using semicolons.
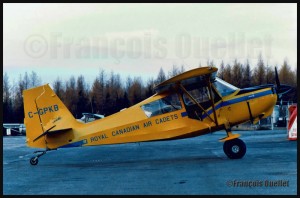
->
219;128;246;159
223;138;246;159
30;149;55;165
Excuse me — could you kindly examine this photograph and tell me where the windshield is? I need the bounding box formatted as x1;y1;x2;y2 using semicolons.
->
213;77;238;97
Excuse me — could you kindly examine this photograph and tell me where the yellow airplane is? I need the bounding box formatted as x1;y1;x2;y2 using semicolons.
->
23;66;286;165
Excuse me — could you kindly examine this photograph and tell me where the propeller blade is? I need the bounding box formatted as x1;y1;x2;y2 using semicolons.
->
275;67;281;88
273;67;294;102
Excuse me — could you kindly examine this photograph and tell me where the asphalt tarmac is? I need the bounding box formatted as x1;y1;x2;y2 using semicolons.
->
3;129;297;195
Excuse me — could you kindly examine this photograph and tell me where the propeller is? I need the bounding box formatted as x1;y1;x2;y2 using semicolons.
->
274;67;294;100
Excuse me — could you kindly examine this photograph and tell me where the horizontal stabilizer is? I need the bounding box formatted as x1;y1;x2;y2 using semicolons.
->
33;126;72;142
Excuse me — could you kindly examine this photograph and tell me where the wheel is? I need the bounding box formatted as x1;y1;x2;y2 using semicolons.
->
30;157;38;165
223;138;246;159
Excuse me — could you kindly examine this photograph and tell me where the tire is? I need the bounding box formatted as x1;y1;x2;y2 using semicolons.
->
223;138;246;159
30;157;38;165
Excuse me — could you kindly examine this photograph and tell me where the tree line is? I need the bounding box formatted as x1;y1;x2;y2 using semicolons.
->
3;57;297;123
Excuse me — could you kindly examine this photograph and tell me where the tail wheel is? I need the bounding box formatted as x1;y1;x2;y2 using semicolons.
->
30;157;39;165
223;138;246;159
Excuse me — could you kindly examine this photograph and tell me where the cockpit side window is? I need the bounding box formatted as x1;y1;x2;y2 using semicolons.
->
213;77;238;97
181;83;221;120
183;86;210;106
141;93;182;118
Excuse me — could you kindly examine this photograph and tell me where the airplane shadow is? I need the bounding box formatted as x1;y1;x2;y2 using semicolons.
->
43;154;227;168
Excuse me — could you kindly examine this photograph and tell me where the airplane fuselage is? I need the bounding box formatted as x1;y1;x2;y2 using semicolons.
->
43;86;277;149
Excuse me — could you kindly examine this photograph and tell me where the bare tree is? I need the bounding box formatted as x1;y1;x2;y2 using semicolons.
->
231;59;243;87
128;77;143;106
3;73;10;103
65;76;77;117
11;74;27;123
217;60;225;79
179;65;185;73
279;59;295;86
155;67;166;84
223;64;232;84
207;59;215;67
76;75;89;117
52;77;65;101
293;67;297;87
265;64;275;84
90;71;106;115
253;54;266;86
241;59;252;88
23;72;30;90
168;65;180;78
3;73;13;123
145;77;155;98
104;72;124;114
30;71;42;87
125;76;133;93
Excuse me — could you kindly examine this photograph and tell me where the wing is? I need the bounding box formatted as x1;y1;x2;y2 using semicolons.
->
154;66;218;93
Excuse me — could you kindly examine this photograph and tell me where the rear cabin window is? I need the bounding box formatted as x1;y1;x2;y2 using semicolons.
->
141;93;182;118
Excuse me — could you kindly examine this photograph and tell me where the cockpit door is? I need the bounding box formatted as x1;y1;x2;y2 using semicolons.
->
179;79;221;125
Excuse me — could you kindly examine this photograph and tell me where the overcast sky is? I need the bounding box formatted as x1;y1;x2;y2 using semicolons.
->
3;3;297;85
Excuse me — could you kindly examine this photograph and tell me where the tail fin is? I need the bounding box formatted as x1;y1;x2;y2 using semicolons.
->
23;84;76;149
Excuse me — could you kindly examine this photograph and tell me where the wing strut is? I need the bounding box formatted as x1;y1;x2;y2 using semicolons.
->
207;78;219;126
178;83;215;123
